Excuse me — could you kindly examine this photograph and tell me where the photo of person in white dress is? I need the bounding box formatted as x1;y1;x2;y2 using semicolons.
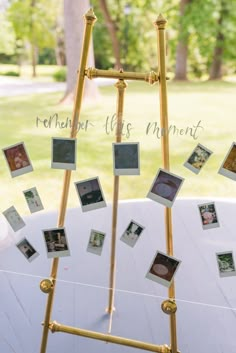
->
120;220;144;247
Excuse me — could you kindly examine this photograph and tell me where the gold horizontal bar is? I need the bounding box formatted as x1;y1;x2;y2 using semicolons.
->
85;67;159;85
49;321;172;353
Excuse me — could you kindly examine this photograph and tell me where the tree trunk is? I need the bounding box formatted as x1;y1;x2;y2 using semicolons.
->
98;0;122;69
55;33;66;66
63;0;98;102
174;0;191;80
209;0;227;80
31;43;37;78
30;0;37;77
55;14;66;66
209;31;224;80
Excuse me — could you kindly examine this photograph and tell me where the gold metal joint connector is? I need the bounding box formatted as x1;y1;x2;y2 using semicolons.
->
48;321;60;333
147;71;158;85
40;278;54;294
85;67;97;79
84;8;97;25
161;299;177;315
114;79;128;90
161;344;171;353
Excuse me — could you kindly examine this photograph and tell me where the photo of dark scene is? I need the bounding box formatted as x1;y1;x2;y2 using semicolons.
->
222;144;236;173
149;252;180;282
151;170;183;202
76;178;104;206
52;138;76;164
17;238;37;260
114;143;139;169
43;228;69;253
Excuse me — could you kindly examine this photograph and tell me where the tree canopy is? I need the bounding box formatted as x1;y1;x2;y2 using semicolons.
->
2;0;236;80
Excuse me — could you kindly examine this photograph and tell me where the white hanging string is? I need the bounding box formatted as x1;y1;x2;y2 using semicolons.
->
0;268;236;312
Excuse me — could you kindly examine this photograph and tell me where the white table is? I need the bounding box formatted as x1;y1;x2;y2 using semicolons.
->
0;198;236;353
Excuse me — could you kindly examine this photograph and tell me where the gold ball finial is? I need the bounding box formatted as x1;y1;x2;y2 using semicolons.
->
40;278;54;294
161;299;177;315
154;13;167;29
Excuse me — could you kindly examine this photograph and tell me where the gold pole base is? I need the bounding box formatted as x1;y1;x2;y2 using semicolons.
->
49;321;172;353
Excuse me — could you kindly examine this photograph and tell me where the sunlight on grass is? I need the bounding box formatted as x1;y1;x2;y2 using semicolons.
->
0;80;236;214
0;64;60;82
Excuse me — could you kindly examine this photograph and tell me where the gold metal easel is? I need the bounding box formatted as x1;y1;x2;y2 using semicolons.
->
39;8;180;353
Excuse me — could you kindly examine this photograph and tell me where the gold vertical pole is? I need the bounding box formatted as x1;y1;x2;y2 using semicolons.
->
154;15;178;353
107;78;127;331
39;8;97;353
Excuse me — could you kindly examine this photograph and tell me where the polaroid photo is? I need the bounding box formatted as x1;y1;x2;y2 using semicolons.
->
3;206;25;232
51;137;76;170
184;143;213;174
87;229;106;256
74;177;106;212
120;220;145;247
146;250;181;288
147;168;184;208
216;251;236;278
2;142;33;177
23;187;44;213
218;142;236;181
112;142;140;175
42;227;70;258
198;202;220;230
16;238;39;262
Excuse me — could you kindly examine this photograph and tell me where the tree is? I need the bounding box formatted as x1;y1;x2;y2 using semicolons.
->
0;13;16;57
209;0;231;80
7;0;58;77
98;0;122;69
174;0;192;80
63;0;98;102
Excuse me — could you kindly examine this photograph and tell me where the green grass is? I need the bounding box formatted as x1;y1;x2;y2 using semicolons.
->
0;64;60;81
0;78;236;215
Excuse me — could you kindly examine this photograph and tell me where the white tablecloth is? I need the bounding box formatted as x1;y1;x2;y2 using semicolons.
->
0;198;236;353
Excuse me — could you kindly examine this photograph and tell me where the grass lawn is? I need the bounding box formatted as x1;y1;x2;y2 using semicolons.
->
0;64;61;82
0;78;236;215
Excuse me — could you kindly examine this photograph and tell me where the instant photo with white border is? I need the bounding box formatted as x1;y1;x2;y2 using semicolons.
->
146;250;181;288
16;238;39;262
184;143;213;174
3;206;25;232
112;142;140;176
120;220;145;247
23;187;44;213
218;142;236;181
51;137;77;170
87;229;106;256
198;202;220;230
42;227;70;258
74;177;106;212
147;168;184;208
216;251;236;278
2;142;33;177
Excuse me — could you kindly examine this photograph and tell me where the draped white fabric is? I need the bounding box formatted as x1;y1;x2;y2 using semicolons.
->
0;198;236;353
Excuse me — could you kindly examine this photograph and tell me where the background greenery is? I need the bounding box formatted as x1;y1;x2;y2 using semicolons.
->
0;71;235;214
1;0;236;79
0;1;236;214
